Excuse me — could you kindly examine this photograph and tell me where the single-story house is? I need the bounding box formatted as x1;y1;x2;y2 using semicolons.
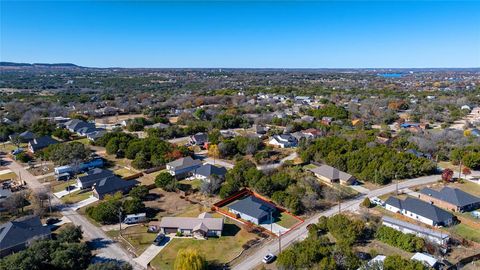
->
308;164;356;185
0;215;51;258
194;164;227;182
86;129;107;141
166;156;202;178
418;187;480;212
9;131;35;143
64;119;96;134
411;253;439;269
159;212;223;238
0;188;12;203
385;196;454;227
382;216;449;245
228;196;277;225
190;133;208;146
268;134;298;148
28;136;58;153
253;124;267;135
77;168;115;189
92;175;138;199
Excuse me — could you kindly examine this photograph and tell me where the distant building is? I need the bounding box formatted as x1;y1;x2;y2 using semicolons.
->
194;164;227;182
268;134;297;148
9;131;35;143
308;164;356;186
0;215;51;257
411;253;439;269
28;136;58;153
418;187;480;212
190;133;208;147
166;157;202;178
382;216;449;245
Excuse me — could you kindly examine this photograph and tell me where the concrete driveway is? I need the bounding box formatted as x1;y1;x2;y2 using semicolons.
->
53;184;80;198
133;236;171;268
62;195;99;211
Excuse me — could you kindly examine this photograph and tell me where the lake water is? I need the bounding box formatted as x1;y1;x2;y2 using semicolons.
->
378;73;403;78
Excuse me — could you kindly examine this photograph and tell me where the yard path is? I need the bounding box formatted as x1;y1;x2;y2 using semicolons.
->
256;152;298;171
133;237;171;268
231;173;441;270
2;155;144;270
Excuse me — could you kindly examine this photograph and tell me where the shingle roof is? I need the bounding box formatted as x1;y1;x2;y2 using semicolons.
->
78;169;114;187
159;212;223;232
195;164;227;178
94;176;138;196
420;187;480;208
29;136;58;151
386;196;454;223
309;165;353;181
228;196;276;220
167;157;202;171
0;215;50;251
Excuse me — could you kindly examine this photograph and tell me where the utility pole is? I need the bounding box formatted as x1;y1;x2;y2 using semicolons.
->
118;208;122;236
395;174;399;195
278;233;282;253
458;160;463;180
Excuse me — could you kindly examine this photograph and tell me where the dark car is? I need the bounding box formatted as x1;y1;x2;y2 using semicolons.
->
46;217;60;225
153;233;165;245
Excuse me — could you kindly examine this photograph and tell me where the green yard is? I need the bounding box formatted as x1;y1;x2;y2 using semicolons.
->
60;190;93;204
106;225;157;255
150;221;257;270
449;223;480;243
275;212;301;229
114;167;138;178
52;180;76;193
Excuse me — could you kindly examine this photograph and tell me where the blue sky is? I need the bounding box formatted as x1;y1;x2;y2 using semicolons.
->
1;1;479;68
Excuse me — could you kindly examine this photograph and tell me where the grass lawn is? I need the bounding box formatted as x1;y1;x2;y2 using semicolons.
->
303;163;318;170
178;179;203;190
114;168;138;178
150;221;257;270
449;223;480;243
61;190;93;204
0;142;28;153
72;138;91;145
275;212;301;229
106;225;157;255
52;180;76;193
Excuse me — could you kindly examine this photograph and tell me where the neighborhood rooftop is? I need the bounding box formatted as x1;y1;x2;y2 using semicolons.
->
419;187;480;208
385;196;454;224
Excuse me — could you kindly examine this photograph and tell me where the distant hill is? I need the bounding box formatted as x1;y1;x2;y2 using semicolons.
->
0;62;84;68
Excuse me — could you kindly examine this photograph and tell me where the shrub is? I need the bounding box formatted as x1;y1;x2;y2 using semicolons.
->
375;225;425;252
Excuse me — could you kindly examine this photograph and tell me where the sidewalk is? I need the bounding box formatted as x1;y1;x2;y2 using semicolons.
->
62;196;99;211
133;237;171;268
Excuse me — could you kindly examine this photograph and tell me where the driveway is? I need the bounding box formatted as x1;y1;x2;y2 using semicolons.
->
53;184;80;198
133;236;171;268
62;196;99;211
260;223;289;236
204;157;235;169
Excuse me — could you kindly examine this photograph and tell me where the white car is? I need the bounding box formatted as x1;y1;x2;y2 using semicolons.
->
262;253;276;264
371;197;385;206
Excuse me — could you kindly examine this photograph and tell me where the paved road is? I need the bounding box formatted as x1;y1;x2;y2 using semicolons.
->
257;152;298;171
204;157;235;169
3;156;144;270
231;173;441;270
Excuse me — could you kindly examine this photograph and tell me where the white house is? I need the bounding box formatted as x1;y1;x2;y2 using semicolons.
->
385;197;454;227
268;134;298;148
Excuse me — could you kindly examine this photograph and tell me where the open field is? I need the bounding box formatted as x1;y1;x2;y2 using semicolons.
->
150;220;258;270
114;167;139;178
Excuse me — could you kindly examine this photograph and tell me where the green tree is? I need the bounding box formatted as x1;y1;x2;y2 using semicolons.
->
122;198;145;215
129;185;149;200
174;248;206;270
57;224;83;243
155;172;177;191
87;262;132;270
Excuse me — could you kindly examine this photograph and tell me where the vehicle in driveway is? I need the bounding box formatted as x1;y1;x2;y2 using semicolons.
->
153;233;165;245
371;197;385;206
262;253;276;264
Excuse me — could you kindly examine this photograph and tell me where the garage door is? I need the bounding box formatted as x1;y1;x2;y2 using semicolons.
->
164;227;177;234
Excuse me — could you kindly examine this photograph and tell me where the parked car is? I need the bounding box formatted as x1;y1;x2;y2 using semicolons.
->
65;185;76;192
153;233;165;245
371;197;385;206
11;148;23;155
262;253;276;264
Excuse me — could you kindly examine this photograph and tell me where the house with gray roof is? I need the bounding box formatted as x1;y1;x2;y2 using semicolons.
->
9;131;35;143
268;134;298;148
385;196;454;227
194;164;227;182
166;156;202;179
0;215;51;257
418;187;480;212
382;216;450;245
92;175;138;199
77;169;115;189
158;212;223;239
28;136;58;153
228;196;277;225
308;164;356;185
